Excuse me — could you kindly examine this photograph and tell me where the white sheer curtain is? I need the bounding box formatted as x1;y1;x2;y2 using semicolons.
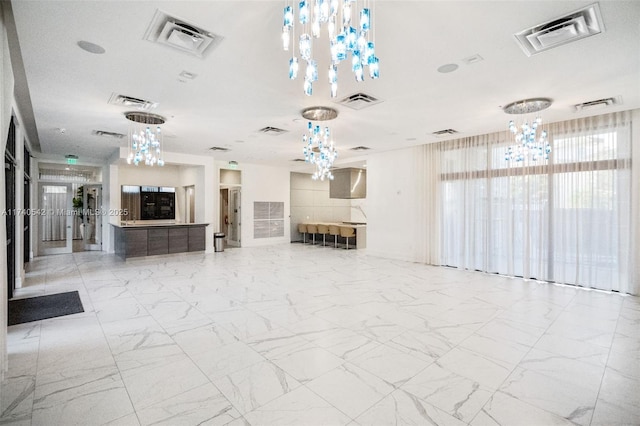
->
422;143;441;265
41;185;68;241
438;111;633;294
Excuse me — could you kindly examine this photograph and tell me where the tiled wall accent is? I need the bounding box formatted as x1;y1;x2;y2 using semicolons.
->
254;201;284;239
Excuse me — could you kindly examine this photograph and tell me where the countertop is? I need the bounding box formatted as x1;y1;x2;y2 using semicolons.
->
112;222;209;228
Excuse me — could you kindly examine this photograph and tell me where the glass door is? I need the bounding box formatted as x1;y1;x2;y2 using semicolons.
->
39;183;73;255
227;188;241;247
82;184;102;251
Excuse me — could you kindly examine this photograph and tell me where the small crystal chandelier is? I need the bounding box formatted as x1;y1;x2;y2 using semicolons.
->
282;0;380;97
301;106;338;180
124;112;165;166
503;98;552;162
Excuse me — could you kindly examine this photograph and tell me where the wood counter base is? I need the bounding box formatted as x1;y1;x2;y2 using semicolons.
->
113;223;208;259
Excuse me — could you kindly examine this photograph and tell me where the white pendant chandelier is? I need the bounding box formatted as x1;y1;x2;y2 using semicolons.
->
125;112;165;166
282;0;380;97
302;106;338;180
503;98;552;162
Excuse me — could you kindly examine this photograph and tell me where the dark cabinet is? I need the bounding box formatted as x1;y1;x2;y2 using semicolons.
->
169;228;188;253
114;224;207;259
148;228;169;255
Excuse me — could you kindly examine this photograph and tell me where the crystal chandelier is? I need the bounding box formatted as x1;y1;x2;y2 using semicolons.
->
301;106;338;180
124;112;165;166
282;0;380;97
503;98;552;162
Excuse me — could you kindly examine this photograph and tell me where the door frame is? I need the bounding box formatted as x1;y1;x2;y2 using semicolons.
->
82;184;102;251
38;182;73;255
219;186;241;247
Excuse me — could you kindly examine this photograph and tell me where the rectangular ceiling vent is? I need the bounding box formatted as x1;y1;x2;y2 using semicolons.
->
258;126;288;135
514;3;604;56
338;92;382;110
574;96;621;112
209;146;229;152
92;130;125;139
432;129;459;137
350;146;371;151
144;9;223;58
108;93;157;110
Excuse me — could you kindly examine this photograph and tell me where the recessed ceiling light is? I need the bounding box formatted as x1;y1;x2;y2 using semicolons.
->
77;40;105;54
462;54;484;65
179;70;197;79
437;63;459;73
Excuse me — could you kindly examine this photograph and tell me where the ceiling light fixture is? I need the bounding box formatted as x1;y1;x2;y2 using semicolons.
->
503;98;552;162
302;106;338;180
301;106;339;121
77;40;106;54
437;63;458;74
124;112;165;166
282;0;380;97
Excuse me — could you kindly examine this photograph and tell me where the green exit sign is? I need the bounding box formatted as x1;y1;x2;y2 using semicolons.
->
67;158;77;165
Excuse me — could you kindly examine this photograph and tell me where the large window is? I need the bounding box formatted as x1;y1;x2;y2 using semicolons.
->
439;112;632;293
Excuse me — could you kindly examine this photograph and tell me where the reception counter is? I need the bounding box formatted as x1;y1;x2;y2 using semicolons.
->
113;223;209;259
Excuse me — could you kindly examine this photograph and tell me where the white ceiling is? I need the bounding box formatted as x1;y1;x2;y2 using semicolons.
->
7;1;640;170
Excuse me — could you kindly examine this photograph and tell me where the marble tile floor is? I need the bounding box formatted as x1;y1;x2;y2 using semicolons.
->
1;243;639;426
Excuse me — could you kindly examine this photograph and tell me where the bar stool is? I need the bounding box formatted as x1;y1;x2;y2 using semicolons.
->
340;226;356;250
306;223;319;245
317;224;330;246
328;225;341;248
297;223;308;244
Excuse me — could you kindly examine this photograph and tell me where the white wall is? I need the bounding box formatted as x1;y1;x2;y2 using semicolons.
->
0;0;13;378
365;146;428;262
118;163;182;188
290;172;351;241
237;163;290;247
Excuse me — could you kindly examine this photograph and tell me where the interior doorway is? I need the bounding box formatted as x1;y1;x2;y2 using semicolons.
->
80;184;102;251
39;183;73;255
185;185;195;223
5;117;16;299
220;168;241;248
219;187;241;247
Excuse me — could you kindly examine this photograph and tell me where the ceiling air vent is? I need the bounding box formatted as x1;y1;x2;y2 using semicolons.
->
258;126;288;135
209;146;229;152
108;93;157;110
338;92;382;110
514;3;604;56
574;96;621;112
92;130;125;139
351;146;371;151
144;9;223;58
432;129;459;137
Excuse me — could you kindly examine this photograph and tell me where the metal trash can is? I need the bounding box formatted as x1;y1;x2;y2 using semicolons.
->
214;232;225;252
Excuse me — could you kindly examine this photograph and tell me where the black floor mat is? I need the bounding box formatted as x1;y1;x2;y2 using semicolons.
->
8;291;84;326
